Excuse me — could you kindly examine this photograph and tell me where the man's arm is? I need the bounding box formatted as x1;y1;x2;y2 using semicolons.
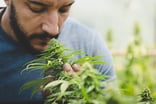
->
91;31;118;88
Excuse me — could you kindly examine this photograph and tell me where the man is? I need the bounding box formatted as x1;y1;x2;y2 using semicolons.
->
0;0;116;104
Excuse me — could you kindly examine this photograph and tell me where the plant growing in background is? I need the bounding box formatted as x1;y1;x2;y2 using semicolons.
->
117;22;156;96
106;28;113;49
105;22;156;103
20;39;108;104
139;88;154;104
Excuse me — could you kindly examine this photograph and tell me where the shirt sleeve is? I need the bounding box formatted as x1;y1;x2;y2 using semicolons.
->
89;31;117;82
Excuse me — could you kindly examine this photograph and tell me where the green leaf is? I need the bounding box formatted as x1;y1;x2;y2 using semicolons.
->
60;81;70;95
20;76;51;94
90;61;107;65
20;78;44;93
44;80;65;90
31;87;40;98
86;85;95;93
81;86;90;102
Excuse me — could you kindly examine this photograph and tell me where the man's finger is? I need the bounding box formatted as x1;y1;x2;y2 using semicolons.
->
63;63;72;72
63;63;77;77
72;64;80;72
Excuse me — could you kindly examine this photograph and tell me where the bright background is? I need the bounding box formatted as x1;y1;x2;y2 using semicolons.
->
70;0;156;49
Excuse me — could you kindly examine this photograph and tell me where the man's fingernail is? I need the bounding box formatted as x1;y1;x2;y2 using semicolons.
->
72;64;80;72
63;63;72;72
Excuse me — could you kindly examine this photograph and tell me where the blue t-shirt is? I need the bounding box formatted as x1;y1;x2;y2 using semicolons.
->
0;25;43;102
0;17;116;102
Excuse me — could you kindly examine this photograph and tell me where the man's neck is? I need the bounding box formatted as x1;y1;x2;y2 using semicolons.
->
1;7;18;41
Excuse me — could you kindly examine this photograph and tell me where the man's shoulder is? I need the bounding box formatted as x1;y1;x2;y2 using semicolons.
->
63;17;98;36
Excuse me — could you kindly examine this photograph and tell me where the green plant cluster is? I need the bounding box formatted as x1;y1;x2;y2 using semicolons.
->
21;39;107;104
139;88;154;104
107;22;156;104
44;62;106;104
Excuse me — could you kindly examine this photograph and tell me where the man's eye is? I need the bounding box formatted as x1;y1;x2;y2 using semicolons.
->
28;4;46;13
59;7;70;13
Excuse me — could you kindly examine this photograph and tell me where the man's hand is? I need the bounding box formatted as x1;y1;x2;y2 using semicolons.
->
63;63;80;77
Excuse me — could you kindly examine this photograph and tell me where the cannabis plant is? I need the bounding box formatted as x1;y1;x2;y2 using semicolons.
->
20;39;107;104
139;88;154;104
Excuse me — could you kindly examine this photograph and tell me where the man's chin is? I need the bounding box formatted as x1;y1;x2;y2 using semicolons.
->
28;48;42;55
23;45;42;55
28;39;50;54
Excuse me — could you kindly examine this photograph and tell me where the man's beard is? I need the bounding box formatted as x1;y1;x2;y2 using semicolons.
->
9;1;58;55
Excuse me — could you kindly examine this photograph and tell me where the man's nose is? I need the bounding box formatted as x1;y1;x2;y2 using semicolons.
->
42;11;59;35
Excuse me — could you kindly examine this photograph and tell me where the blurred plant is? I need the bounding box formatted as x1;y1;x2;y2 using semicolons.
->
139;88;154;104
117;22;156;96
106;28;113;49
105;22;156;103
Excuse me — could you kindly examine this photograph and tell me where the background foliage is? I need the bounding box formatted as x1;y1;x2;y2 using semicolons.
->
105;22;156;104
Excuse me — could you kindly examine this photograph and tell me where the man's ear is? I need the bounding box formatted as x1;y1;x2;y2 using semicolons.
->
4;0;11;6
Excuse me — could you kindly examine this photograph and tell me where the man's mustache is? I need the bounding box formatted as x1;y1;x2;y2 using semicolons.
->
28;33;59;40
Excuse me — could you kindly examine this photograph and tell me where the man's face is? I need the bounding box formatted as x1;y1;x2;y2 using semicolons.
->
8;0;74;54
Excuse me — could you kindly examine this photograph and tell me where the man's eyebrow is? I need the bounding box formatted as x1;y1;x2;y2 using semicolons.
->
27;0;75;7
28;0;50;6
64;1;75;7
